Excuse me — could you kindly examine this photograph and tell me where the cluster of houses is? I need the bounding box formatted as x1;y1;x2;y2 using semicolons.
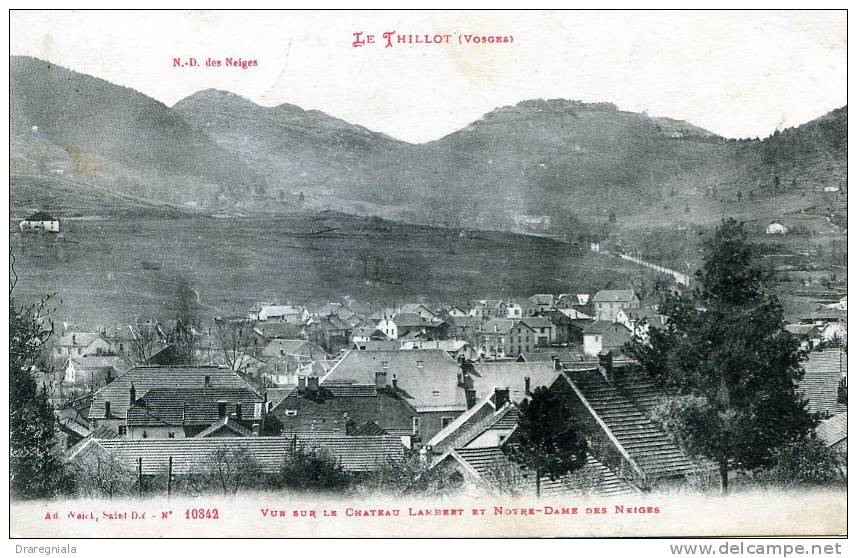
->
53;287;847;496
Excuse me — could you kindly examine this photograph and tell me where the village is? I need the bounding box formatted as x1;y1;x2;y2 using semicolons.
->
46;265;847;497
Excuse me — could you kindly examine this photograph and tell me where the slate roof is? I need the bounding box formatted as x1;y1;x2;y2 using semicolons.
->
593;290;637;303
58;332;103;348
88;366;260;420
70;435;404;474
450;447;635;496
272;385;416;436
321;350;467;411
520;317;553;329
195;416;254;438
563;369;699;480
815;412;847;447
479;319;516;334
253;322;304;340
24;211;57;222
426;395;505;454
558;308;594;320
469;361;559;402
355;340;401;351
400;339;470;352
798;349;847;416
393;312;435;328
126;388;263;427
262;339;328;359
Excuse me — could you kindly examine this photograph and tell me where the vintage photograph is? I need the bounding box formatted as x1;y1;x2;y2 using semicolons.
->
7;9;847;539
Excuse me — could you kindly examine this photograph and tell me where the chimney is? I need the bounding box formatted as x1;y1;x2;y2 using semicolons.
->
307;376;320;392
106;368;114;385
129;383;136;404
251;424;260;436
235;403;242;421
204;375;211;388
217;400;227;419
494;387;510;408
524;376;531;395
104;401;111;417
298;376;307;389
551;354;560;370
598;350;614;383
72;334;76;345
391;374;398;392
375;369;387;389
465;388;477;408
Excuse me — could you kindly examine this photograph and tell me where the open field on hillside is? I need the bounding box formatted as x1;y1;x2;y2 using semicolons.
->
10;213;655;328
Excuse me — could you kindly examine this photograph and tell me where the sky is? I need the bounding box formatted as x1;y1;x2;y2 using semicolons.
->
10;10;847;144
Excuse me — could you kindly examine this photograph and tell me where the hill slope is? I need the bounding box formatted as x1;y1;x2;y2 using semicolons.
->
10;56;267;208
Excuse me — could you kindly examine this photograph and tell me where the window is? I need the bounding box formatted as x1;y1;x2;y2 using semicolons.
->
168;432;175;438
119;343;124;352
432;390;440;397
285;409;298;417
142;431;148;439
412;417;420;435
441;416;454;429
254;402;263;419
118;425;127;436
416;360;424;369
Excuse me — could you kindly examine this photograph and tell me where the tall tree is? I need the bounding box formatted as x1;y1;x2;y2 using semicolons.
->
502;386;588;497
171;276;200;365
628;219;815;494
10;259;73;499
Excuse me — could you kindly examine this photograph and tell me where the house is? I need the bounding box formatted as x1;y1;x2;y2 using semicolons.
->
504;300;524;319
55;332;113;359
376;314;398;340
63;356;126;392
261;339;328;361
443;305;469;318
320;349;468;443
86;365;261;436
592;290;640;321
766;221;788;235
67;434;406;478
400;339;478;361
399;303;436;320
519;316;555;347
125;387;264;439
478;319;538;359
270;376;417;444
19;211;60;233
351;324;387;345
582;321;633;356
468;361;560;403
305;315;351;352
528;294;556;313
615;307;667;343
544;310;587;345
353;339;401;351
256;305;308;324
516;348;586;365
798;348;847;418
815;412;847;455
468;299;505;318
550;355;704;490
427;390;637;496
445;315;483;345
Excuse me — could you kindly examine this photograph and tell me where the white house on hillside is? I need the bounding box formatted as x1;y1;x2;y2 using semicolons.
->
20;211;60;233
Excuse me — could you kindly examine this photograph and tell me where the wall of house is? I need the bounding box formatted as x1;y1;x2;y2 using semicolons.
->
583;334;602;356
127;425;185;439
417;410;464;445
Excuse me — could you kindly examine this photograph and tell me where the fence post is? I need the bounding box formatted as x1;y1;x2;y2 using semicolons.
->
137;457;142;497
167;456;173;500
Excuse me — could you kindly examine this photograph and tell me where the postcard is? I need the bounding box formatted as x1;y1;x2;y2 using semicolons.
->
7;9;848;539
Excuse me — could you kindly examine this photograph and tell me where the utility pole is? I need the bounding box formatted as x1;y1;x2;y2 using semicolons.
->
167;456;173;500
